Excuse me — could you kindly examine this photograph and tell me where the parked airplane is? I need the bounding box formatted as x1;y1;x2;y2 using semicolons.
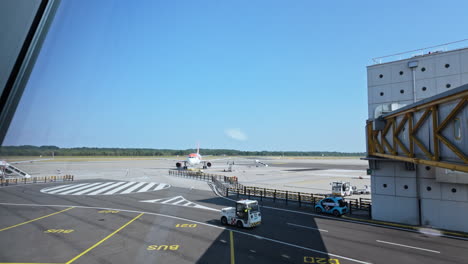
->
176;145;215;169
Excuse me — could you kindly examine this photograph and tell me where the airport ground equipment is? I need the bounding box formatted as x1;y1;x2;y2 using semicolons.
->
315;197;348;217
0;160;31;178
331;181;352;196
220;199;261;228
352;185;370;195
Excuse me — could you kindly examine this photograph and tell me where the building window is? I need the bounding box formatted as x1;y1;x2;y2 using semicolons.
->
400;90;404;94
379;74;383;78
421;67;426;72
446;84;451;88
454;118;461;140
422;87;427;91
427;186;432;191
399;71;404;75
452;188;457;193
445;63;450;68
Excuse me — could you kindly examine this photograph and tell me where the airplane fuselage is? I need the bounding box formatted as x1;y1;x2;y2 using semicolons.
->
187;153;202;166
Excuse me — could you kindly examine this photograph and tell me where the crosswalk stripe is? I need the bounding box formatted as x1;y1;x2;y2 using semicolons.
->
86;182;126;195
41;181;170;196
161;196;182;204
172;198;187;205
138;182;157;193
58;182;105;195
103;181;136;195
46;183;91;194
154;184;168;191
70;182;115;195
42;184;73;192
120;182;146;194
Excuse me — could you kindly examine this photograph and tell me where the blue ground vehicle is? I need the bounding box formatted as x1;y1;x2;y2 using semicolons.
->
315;197;348;216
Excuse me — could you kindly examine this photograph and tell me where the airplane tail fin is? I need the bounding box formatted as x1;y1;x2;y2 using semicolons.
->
196;143;200;154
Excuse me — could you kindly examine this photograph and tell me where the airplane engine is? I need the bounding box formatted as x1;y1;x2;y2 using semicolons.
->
176;162;182;168
207;162;212;167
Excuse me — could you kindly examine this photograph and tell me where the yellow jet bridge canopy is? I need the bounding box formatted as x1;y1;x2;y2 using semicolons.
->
366;84;468;173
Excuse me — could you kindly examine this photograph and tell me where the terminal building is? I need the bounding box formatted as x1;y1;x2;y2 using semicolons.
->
366;45;468;232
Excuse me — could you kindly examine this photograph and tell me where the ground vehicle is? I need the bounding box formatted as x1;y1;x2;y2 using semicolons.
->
220;200;261;228
315;197;348;217
331;181;352;196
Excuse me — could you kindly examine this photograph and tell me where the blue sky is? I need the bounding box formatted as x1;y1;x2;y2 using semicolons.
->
4;0;468;152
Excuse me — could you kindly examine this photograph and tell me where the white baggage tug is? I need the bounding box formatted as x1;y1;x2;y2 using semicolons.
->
220;199;261;228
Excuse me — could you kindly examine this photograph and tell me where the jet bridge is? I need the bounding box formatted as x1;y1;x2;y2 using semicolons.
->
366;84;468;173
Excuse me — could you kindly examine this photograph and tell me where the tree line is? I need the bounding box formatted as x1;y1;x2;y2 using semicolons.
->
0;145;365;157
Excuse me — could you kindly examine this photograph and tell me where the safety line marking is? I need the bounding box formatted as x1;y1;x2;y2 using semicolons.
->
0;203;370;264
376;240;440;254
45;183;90;194
210;186;468;241
0;207;74;232
287;223;328;232
65;213;144;264
87;182;126;195
40;182;170;196
70;182;115;195
230;231;235;264
103;181;136;195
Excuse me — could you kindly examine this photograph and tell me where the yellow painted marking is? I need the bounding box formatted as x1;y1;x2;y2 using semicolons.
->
0;207;74;232
98;210;119;214
146;245;179;251
44;229;74;234
175;224;197;228
230;231;235;264
304;256;340;263
0;263;64;264
66;213;144;264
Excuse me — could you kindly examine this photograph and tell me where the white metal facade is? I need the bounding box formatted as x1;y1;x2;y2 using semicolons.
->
367;47;468;232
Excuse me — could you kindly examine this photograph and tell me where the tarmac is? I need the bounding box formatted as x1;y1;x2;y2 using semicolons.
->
1;157;468;263
9;156;371;198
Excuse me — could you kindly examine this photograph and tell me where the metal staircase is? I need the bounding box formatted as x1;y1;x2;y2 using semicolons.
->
0;161;31;178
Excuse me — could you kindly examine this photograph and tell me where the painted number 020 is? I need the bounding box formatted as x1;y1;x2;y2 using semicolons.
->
304;257;340;264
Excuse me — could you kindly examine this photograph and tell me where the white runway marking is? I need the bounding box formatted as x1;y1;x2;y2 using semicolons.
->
87;182;126;195
72;182;115;195
121;182;146;194
104;181;136;195
0;202;372;264
376;240;440;253
287;223;328;232
140;196;220;212
40;184;73;192
44;183;90;194
40;181;170;195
